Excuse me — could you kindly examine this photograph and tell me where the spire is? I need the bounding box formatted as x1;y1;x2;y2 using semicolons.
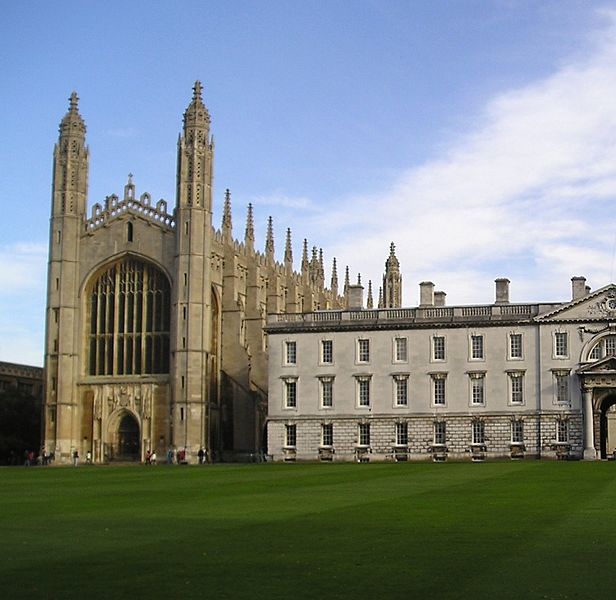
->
367;280;374;309
378;286;384;308
344;266;350;291
54;90;89;217
318;249;325;279
178;81;213;210
222;188;233;240
245;203;255;253
301;239;309;275
183;80;210;132
284;228;293;269
383;241;402;308
124;173;135;200
265;216;275;260
386;241;400;270
357;273;361;286
59;91;86;139
331;257;339;296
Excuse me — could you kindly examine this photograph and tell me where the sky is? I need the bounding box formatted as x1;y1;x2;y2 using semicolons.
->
2;0;616;366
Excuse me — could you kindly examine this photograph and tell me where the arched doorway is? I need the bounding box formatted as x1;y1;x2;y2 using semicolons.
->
600;395;616;459
116;413;140;461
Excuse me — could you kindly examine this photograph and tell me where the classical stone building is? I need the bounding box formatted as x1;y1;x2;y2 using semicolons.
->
43;83;348;464
0;361;44;399
266;261;616;462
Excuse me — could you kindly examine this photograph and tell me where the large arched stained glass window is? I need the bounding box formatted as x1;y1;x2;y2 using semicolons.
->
88;258;170;376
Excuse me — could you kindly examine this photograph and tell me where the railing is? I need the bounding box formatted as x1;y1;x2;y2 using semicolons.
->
269;303;541;325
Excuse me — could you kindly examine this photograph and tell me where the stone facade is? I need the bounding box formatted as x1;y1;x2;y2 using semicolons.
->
0;361;44;399
266;273;616;462
43;83;352;464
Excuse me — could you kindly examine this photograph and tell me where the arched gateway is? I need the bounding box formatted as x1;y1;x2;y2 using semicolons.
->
577;357;616;460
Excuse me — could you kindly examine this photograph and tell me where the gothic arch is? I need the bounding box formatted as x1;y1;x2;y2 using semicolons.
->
107;408;141;461
80;251;172;296
84;255;171;376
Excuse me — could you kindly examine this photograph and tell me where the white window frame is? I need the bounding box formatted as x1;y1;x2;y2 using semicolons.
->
321;423;333;447
285;423;297;447
468;372;486;406
556;419;569;444
552;369;571;405
282;377;298;409
553;331;569;359
431;373;447;407
318;376;334;409
507;371;525;406
471;420;485;445
393;374;409;407
393;337;408;363
358;422;370;446
432;335;446;362
511;419;524;444
469;333;485;361
284;340;297;365
508;332;523;360
434;421;446;445
355;375;372;408
320;339;333;365
395;422;409;446
357;338;370;364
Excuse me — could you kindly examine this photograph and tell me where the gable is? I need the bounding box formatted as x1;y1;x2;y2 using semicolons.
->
577;355;616;374
536;285;616;322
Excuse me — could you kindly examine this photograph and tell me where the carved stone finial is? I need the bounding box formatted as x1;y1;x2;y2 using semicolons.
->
367;280;374;309
245;203;255;246
301;239;309;273
193;80;203;101
331;257;339;294
284;228;293;266
265;216;275;257
222;189;232;236
69;91;79;111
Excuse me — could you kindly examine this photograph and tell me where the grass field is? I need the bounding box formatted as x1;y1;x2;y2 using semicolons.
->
1;461;616;599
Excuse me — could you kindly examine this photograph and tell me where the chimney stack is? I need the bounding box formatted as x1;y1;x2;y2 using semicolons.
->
347;284;364;310
495;278;510;304
571;276;586;301
419;281;435;307
434;291;447;307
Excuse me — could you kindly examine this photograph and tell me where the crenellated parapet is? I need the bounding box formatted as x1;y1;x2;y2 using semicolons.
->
85;175;174;232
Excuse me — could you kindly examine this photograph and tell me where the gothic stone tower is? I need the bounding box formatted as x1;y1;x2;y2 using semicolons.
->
43;83;347;463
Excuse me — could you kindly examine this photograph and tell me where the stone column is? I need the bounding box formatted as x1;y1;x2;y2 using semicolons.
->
583;387;596;460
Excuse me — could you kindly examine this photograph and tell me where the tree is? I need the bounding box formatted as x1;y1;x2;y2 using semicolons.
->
0;387;41;465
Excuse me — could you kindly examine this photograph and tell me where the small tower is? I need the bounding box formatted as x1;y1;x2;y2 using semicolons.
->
382;242;402;308
265;216;275;262
222;188;233;243
367;280;374;309
284;228;293;273
173;81;215;457
45;92;90;459
245;203;255;255
331;258;339;298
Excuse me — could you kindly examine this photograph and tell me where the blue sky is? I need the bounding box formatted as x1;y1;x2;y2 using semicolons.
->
1;1;616;365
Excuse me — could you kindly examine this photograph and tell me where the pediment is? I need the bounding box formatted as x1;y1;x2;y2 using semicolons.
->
578;356;616;374
536;284;616;322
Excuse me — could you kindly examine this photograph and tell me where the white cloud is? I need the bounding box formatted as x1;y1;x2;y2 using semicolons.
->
314;10;616;305
0;242;47;365
0;243;47;294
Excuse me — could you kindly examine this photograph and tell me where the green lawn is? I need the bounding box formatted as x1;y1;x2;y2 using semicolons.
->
1;461;615;599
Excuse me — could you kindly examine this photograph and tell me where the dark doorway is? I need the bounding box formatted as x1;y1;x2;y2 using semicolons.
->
600;395;616;459
116;414;140;461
